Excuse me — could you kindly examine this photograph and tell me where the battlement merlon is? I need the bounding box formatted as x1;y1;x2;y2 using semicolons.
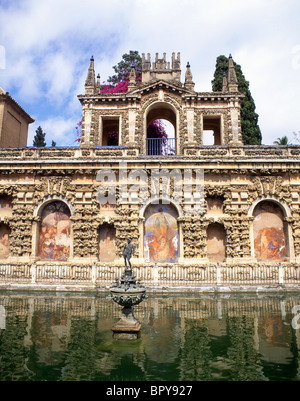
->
142;52;181;83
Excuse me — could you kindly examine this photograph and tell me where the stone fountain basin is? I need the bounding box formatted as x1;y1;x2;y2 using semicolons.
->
110;287;147;308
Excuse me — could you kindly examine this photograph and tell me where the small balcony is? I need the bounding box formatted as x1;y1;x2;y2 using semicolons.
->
147;138;176;156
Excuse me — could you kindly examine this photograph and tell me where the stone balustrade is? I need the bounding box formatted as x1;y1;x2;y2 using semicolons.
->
0;145;299;162
0;263;299;289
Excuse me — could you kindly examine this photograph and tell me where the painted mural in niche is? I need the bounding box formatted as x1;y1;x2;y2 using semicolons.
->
0;223;10;259
207;223;226;262
39;201;71;261
144;203;179;263
253;201;288;261
98;224;116;262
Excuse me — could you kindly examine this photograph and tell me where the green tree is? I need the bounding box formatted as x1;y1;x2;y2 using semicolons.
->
51;140;56;146
33;126;46;147
212;55;262;145
107;50;142;85
273;136;289;145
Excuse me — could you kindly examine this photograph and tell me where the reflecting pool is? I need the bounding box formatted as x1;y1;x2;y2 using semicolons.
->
0;291;300;381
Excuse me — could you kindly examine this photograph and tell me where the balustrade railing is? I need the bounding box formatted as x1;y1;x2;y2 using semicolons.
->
147;138;176;156
0;263;299;288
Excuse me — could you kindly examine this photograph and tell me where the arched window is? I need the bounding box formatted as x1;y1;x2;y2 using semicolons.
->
98;223;116;262
207;223;226;262
39;201;71;261
0;223;10;259
253;200;289;262
144;201;179;263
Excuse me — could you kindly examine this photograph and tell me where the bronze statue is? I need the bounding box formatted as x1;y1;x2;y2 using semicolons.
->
123;238;136;271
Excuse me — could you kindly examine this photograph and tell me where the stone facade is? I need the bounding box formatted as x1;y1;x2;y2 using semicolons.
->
0;52;299;290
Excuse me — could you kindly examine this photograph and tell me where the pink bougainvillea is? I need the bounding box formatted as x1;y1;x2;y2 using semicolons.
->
75;120;82;143
101;80;129;94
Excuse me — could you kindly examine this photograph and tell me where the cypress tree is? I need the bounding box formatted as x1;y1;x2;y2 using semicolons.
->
33;126;46;147
211;55;262;145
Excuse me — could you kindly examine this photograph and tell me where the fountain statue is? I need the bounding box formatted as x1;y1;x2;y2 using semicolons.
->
110;238;147;340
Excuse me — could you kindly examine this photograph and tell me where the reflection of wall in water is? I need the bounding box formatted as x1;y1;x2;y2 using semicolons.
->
0;294;300;380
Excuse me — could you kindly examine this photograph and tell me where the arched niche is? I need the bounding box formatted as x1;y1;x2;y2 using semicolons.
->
144;201;179;263
206;223;226;263
38;200;72;261
0;223;10;259
252;200;289;262
98;223;116;262
145;101;177;156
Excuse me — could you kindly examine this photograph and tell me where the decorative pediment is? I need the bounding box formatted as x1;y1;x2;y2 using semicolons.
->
128;79;191;96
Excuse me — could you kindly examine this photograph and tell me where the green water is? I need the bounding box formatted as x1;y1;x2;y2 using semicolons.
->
0;291;300;381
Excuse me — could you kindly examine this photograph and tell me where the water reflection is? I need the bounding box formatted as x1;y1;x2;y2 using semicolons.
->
0;291;300;381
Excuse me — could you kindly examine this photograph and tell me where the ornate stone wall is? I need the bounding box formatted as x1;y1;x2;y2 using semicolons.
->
0;155;298;271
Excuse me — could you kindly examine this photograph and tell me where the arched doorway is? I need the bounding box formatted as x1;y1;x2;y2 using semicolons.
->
146;102;177;156
207;223;226;262
253;200;289;262
144;201;179;262
38;201;71;261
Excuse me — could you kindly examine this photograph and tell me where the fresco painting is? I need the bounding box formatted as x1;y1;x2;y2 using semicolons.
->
207;223;226;262
253;201;288;261
98;224;116;262
144;203;179;263
0;224;10;259
39;201;71;261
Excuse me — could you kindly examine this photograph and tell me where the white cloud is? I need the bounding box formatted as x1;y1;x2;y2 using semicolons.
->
0;0;300;145
29;116;79;147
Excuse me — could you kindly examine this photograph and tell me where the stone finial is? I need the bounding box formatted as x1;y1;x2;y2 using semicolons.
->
184;62;195;92
85;56;96;95
227;54;239;93
96;73;101;94
222;72;228;92
127;64;137;91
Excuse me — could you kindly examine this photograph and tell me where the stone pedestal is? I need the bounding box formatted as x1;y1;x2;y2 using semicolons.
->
112;307;141;340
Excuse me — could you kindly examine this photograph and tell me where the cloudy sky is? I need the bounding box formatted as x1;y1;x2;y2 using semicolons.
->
0;0;299;146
